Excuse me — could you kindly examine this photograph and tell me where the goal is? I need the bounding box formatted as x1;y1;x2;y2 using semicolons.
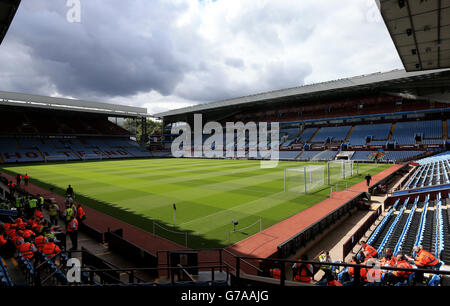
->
81;153;104;161
327;160;355;185
284;165;325;193
44;155;68;163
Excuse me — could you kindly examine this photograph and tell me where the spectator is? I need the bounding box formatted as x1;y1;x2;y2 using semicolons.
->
34;234;48;252
18;237;37;260
406;245;440;284
66;185;74;199
66;215;79;251
77;203;86;224
269;268;281;280
380;248;397;267
292;254;314;283
34;208;44;221
360;240;377;259
0;226;7;256
42;237;61;259
318;251;333;281
48;201;60;226
384;254;413;286
23;173;29;186
326;274;343;286
64;204;75;226
37;194;44;210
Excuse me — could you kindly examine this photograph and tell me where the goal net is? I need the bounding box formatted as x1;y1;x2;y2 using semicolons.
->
81;153;104;161
327;160;354;185
284;165;325;193
44;155;68;162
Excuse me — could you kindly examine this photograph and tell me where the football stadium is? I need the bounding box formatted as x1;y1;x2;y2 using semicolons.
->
1;0;450;292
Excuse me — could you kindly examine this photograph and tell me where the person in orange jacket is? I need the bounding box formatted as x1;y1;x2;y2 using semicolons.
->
76;204;86;223
42;238;61;259
406;246;440;284
18;238;37;260
269;268;281;280
360;240;378;259
292;254;314;283
326;274;343;286
384;254;413;285
66;216;79;251
380;248;397;267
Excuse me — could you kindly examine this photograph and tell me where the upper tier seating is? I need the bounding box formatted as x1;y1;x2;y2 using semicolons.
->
311;126;352;143
0;137;148;163
298;128;318;143
348;123;392;146
393;120;442;145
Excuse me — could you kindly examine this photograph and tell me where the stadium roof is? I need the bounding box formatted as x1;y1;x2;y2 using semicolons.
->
154;68;450;119
380;0;450;72
0;0;20;45
0;90;149;118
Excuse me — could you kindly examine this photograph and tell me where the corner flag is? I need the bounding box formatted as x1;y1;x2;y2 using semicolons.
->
173;203;176;226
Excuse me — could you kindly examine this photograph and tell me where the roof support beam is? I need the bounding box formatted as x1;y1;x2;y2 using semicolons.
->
405;0;422;70
437;0;442;68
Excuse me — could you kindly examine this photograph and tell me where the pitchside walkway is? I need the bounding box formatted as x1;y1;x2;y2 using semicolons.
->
226;164;404;259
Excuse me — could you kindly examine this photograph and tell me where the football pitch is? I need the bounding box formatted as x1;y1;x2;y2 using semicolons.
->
1;158;390;248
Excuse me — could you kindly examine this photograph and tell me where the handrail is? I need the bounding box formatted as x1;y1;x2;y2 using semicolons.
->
376;198;408;254
394;196;419;256
66;249;147;284
367;200;398;245
177;264;196;282
414;195;430;247
222;248;263;274
234;256;450;280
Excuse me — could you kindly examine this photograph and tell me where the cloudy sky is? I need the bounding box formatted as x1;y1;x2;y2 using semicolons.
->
0;0;403;114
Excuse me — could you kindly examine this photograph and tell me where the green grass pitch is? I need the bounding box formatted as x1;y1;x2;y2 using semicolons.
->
1;159;390;248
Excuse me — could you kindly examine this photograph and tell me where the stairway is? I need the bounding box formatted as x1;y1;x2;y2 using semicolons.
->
400;209;421;256
344;126;355;142
309;128;321;142
441;207;450;262
388;123;395;141
443;120;448;140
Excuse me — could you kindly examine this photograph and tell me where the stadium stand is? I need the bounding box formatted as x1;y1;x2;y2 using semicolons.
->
348;123;392;146
298;128;318;143
393;120;442;145
310;126;352;143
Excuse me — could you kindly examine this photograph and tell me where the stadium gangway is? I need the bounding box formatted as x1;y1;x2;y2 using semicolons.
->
431;162;437;186
409;164;428;189
414;194;431;248
406;164;424;189
427;163;435;187
436;161;442;186
419;164;432;188
435;193;445;260
444;160;450;184
393;197;419;256
376;198;409;255
414;164;428;189
367;199;400;246
406;164;425;190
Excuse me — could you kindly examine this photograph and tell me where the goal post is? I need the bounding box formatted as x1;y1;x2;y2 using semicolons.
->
44;155;68;163
81;153;104;161
327;160;355;185
284;165;325;194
